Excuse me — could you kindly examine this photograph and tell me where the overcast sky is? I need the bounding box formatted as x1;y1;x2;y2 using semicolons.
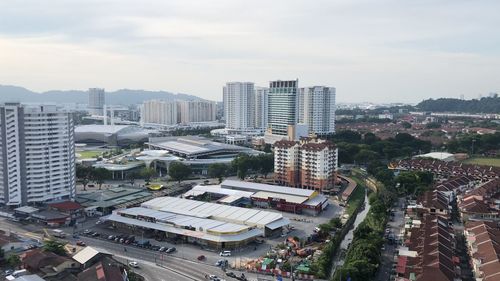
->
0;0;499;103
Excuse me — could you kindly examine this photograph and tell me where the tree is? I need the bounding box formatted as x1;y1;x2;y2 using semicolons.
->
207;163;228;183
232;154;252;180
76;165;92;191
168;162;192;183
126;172;138;186
401;121;412;129
6;254;20;268
92;167;111;190
140;167;157;184
257;154;274;178
43;239;66;256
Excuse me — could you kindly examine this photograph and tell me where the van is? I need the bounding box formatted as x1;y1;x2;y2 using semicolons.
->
219;250;231;257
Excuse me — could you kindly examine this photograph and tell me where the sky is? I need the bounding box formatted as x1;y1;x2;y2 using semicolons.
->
0;0;499;103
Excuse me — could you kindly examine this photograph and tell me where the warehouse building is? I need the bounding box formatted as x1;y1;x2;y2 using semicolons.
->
185;180;330;215
104;196;289;248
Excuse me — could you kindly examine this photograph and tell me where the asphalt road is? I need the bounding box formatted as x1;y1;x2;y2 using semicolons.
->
83;236;266;281
375;198;405;281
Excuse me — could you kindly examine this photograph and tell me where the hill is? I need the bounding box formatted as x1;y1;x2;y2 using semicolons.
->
417;96;500;114
0;85;207;105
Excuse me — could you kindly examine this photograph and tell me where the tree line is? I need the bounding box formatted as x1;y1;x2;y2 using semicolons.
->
327;130;432;165
417;95;500;113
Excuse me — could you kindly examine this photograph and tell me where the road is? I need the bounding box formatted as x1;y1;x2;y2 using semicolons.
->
83;236;267;281
375;198;405;281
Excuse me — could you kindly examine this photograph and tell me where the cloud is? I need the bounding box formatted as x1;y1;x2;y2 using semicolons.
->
0;0;499;102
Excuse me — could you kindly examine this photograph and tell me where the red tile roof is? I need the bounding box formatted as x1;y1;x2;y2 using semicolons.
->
49;201;83;211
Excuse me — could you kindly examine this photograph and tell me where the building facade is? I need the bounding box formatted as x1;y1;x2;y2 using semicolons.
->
254;87;269;130
140;100;178;125
298;86;336;135
274;137;336;191
177;100;216;124
267;80;298;136
0;103;76;206
223;82;255;130
274;138;337;191
88;88;105;116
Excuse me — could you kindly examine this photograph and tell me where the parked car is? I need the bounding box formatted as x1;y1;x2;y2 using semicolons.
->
219;250;231;257
128;261;139;268
108;235;115;240
83;229;91;235
166;247;176;253
215;260;224;267
159;246;167;252
76;240;86;246
226;272;237;278
151;245;161;251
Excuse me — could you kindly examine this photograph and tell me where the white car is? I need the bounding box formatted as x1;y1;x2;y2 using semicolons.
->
128;261;139;268
219;251;231;257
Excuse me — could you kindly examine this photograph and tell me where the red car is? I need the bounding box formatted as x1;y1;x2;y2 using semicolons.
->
76;240;86;246
197;255;206;261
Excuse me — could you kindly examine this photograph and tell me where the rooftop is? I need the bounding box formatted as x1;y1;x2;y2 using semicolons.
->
76;187;153;209
141;196;289;229
221;180;316;198
147;136;259;158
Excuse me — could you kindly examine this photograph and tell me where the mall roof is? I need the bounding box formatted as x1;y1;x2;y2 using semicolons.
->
221;180;316;198
146;136;258;158
75;125;132;134
141;196;289;229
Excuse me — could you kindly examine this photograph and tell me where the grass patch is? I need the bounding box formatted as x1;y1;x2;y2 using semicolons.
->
345;181;365;216
77;150;102;159
463;157;500;167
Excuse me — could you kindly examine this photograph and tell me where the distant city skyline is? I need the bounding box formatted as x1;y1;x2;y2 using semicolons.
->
1;1;499;103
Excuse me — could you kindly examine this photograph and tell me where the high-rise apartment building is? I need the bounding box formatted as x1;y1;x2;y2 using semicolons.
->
223;82;255;130
0;103;76;206
254;87;269;130
274;138;336;192
177;100;217;124
298;86;336;135
140;100;178;125
88;88;105;115
267;80;298;136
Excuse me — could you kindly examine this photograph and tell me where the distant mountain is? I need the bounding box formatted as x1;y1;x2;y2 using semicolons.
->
0;85;208;105
417;96;500;114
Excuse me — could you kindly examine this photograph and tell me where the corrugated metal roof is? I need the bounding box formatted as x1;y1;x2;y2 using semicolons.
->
221;180;316;198
141;197;288;229
105;211;263;242
251;191;308;204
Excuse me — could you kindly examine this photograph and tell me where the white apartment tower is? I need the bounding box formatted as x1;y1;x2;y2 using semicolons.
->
0;103;76;206
140;100;178;125
298;86;336;135
254;87;269;130
223;82;255;130
88;88;105;115
177;100;217;124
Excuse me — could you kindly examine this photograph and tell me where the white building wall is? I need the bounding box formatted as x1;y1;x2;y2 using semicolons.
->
0;103;76;205
254;87;268;129
300;86;336;135
140;100;178;125
88;88;105;115
223;82;255;130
